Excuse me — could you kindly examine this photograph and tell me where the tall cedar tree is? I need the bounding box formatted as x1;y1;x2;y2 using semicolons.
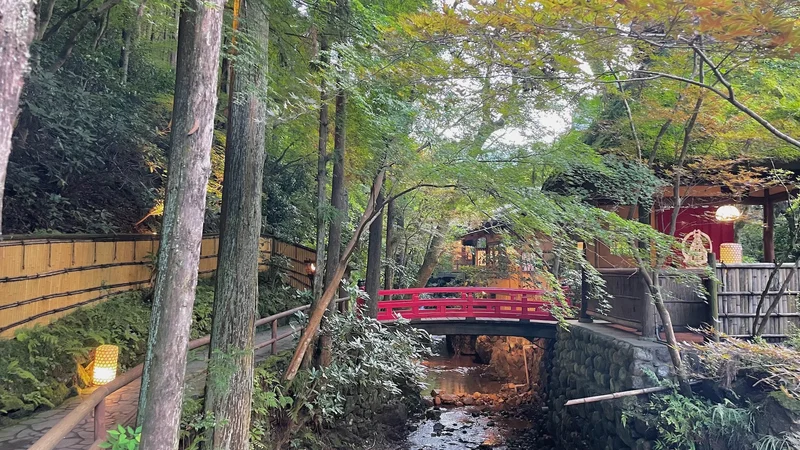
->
0;0;36;234
365;189;384;317
203;0;268;447
312;31;330;305
136;0;225;448
319;87;347;365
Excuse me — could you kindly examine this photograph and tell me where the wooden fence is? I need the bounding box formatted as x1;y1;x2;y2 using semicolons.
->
717;263;800;338
587;264;800;339
0;234;315;337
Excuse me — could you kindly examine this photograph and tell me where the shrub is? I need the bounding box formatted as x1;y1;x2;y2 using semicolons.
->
0;291;150;420
250;310;431;449
0;271;305;422
626;393;756;450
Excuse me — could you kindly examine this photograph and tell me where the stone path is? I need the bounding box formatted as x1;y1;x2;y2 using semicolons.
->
0;325;302;450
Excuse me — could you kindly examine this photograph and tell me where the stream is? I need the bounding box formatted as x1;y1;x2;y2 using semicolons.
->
390;337;555;450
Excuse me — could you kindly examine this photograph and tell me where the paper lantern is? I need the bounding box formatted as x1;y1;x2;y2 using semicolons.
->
93;345;119;385
720;243;743;264
715;205;741;222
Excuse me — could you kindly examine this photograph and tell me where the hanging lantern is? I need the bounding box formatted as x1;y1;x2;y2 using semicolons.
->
720;243;743;264
715;205;741;222
93;345;119;385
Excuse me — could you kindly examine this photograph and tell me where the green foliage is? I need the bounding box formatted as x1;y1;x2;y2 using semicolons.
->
0;291;150;421
542;154;664;212
627;393;756;450
0;268;300;422
250;311;430;449
99;425;141;450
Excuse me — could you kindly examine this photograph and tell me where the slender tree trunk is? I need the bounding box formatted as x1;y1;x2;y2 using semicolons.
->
313;33;329;304
365;189;384;317
668;93;704;236
755;259;800;337
634;254;692;397
47;0;121;73
120;1;147;84
285;169;386;381
752;263;780;336
318;86;346;366
384;199;397;290
415;219;448;288
0;0;37;235
92;9;110;50
202;0;267;448
324;87;347;288
136;0;225;448
35;0;56;40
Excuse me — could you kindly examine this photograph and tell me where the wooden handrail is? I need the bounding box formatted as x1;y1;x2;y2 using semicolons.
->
28;298;348;450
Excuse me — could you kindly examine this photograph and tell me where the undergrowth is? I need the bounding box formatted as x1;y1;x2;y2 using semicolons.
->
0;274;307;423
250;309;431;450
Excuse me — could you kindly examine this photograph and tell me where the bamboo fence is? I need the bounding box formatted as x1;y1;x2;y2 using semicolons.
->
590;264;800;339
0;234;315;337
716;263;800;338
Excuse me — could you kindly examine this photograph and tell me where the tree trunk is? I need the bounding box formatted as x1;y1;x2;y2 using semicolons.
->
0;0;37;235
415;219;448;288
136;0;225;448
120;1;147;84
284;169;386;382
384;198;397;290
35;0;57;40
312;32;329;305
318;85;346;366
324;87;347;288
755;258;800;337
634;255;692;397
365;189;384;317
47;0;121;73
202;0;267;448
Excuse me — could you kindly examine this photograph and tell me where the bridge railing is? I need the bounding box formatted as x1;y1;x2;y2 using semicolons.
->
29;299;348;450
376;287;557;322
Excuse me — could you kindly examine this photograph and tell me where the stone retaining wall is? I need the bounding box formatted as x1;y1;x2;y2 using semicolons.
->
546;322;675;450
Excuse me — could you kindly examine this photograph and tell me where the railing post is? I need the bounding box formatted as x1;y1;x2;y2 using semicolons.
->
707;252;720;342
521;293;529;321
412;293;419;319
93;397;106;443
271;320;278;355
641;271;657;339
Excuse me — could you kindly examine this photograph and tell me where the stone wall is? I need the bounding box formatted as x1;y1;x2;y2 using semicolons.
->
546;322;675;450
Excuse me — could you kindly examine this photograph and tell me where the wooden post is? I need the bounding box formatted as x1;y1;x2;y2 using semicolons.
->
640;271;657;339
579;264;593;323
271;320;278;355
764;197;775;263
93;398;106;443
707;252;720;342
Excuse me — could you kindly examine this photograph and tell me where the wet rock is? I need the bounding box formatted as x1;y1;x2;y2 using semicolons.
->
426;409;442;420
440;393;460;404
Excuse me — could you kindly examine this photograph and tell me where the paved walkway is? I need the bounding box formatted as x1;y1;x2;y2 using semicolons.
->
0;325;302;450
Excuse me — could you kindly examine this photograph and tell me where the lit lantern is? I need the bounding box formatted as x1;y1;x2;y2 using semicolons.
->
305;262;316;275
93;345;119;385
715;205;741;222
719;243;743;264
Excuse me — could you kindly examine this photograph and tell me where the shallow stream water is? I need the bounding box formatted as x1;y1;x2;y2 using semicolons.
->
395;337;537;450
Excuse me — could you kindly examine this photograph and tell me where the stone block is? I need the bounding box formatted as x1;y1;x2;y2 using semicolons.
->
655;347;671;362
632;347;652;361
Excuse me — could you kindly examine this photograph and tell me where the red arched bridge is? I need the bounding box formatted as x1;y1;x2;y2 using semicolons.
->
374;287;564;339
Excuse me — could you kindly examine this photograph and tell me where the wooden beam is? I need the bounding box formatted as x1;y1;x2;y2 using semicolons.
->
764;198;775;263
